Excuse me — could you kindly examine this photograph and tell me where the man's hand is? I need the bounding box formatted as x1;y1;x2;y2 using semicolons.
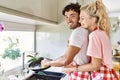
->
41;58;51;68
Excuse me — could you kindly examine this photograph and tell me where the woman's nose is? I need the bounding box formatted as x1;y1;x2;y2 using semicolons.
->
79;19;81;23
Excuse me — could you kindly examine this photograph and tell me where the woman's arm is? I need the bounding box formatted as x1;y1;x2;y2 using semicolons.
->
62;57;102;73
77;57;102;71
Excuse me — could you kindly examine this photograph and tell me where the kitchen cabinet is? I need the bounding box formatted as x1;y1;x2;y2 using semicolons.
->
0;0;58;22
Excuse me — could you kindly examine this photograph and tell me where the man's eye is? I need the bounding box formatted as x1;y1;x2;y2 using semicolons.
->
71;15;75;18
72;15;75;17
65;16;68;19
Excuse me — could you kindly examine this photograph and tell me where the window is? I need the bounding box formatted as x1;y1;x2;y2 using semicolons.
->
0;28;35;72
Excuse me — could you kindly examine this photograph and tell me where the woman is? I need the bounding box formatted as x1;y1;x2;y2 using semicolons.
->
62;0;119;80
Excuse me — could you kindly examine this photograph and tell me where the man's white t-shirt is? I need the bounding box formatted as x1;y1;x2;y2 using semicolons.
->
69;27;90;65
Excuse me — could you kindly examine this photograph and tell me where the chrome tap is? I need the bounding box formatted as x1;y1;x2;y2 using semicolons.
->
22;52;29;75
22;52;25;70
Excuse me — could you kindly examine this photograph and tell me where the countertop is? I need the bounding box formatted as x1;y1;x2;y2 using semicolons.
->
1;66;68;80
2;69;34;80
112;56;120;78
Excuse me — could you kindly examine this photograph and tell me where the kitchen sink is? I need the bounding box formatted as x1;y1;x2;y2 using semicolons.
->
26;71;66;80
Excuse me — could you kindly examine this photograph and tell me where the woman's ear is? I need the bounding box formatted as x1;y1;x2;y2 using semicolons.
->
92;17;98;24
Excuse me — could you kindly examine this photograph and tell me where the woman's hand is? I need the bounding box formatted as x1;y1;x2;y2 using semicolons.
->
62;61;78;74
62;66;75;74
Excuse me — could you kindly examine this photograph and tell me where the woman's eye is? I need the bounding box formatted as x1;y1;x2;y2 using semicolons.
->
80;17;83;21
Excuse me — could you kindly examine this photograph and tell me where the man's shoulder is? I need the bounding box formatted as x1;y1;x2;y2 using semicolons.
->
71;27;89;38
74;27;88;34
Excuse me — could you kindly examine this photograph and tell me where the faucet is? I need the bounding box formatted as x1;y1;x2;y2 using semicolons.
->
21;52;26;76
22;52;25;70
22;52;29;75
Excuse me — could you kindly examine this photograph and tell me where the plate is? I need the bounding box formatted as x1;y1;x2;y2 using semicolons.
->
29;64;50;71
28;57;51;72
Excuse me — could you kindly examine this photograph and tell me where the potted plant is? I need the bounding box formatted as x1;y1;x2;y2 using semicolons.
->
27;52;44;63
2;36;21;60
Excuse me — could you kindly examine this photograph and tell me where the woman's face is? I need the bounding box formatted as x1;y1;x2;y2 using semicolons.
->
79;10;93;29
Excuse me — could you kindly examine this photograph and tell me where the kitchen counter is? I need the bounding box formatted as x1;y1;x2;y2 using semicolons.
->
6;70;34;80
112;56;120;78
26;67;68;80
1;67;34;80
2;66;68;80
1;59;119;80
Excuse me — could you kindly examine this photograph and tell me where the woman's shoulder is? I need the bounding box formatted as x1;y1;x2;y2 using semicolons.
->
90;30;105;36
89;30;109;41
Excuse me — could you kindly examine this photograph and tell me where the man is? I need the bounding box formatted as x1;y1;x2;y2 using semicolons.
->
42;3;89;72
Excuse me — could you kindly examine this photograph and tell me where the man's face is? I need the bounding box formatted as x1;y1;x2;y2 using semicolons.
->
64;10;80;29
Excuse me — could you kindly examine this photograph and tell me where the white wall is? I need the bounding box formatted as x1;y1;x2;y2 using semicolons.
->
36;24;71;59
111;25;120;45
110;17;120;45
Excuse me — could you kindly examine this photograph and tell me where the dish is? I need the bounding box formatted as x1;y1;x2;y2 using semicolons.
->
28;57;51;72
29;64;50;71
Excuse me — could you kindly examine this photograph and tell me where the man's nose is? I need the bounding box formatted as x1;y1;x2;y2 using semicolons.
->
67;17;71;22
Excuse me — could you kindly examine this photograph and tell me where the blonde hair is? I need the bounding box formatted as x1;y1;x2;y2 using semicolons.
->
81;0;111;37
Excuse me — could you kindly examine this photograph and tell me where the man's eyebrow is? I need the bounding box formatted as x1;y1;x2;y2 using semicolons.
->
70;13;75;16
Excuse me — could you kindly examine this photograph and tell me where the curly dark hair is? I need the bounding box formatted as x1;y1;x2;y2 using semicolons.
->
62;2;81;16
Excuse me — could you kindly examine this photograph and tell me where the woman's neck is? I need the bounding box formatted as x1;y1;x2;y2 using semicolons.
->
89;25;98;32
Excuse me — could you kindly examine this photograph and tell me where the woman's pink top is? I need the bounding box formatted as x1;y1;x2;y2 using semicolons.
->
87;30;112;68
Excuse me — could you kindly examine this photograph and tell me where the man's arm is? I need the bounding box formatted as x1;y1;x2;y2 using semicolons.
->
42;45;80;67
